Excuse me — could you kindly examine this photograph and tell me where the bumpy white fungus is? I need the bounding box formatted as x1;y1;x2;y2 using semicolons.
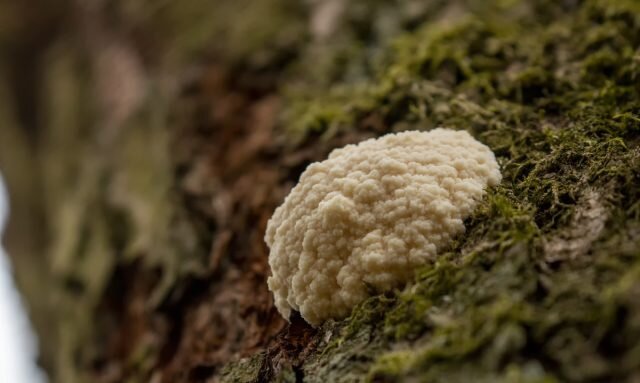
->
265;128;501;326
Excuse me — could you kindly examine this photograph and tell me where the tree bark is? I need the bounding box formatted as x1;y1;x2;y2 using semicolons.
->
1;1;640;382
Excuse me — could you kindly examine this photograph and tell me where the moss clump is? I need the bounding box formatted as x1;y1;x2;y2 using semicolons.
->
281;0;640;381
220;353;266;383
301;296;396;383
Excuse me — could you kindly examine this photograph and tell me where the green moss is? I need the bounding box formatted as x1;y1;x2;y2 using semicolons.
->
301;295;395;383
220;353;266;383
276;0;640;381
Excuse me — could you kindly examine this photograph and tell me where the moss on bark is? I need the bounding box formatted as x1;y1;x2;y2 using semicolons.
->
262;0;640;381
1;0;639;382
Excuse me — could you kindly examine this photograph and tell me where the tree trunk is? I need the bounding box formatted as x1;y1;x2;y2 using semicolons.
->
1;0;640;382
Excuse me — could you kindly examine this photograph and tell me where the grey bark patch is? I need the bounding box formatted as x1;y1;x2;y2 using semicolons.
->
543;188;608;262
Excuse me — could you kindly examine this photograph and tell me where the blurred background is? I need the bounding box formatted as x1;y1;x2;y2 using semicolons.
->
0;176;46;383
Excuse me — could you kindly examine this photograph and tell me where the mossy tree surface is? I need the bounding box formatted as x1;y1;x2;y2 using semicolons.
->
0;0;639;382
274;1;640;381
